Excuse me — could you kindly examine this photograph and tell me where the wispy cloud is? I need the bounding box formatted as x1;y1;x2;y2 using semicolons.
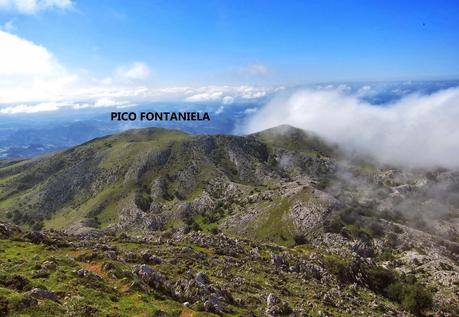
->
183;86;271;103
238;63;269;76
0;20;15;32
0;0;73;14
114;62;151;82
0;101;61;114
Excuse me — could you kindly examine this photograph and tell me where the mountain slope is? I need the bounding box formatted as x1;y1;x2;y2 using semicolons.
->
0;125;458;316
0;126;336;237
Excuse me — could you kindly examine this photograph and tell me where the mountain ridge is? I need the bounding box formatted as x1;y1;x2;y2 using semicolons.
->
0;125;458;316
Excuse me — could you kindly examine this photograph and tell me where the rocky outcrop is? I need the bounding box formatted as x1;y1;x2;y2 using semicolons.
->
173;271;234;314
265;294;292;316
133;264;171;294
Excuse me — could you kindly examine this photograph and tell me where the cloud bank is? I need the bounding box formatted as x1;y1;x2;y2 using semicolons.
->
0;29;278;112
243;87;459;169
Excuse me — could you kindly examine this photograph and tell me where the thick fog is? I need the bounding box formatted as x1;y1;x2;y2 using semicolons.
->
243;87;459;169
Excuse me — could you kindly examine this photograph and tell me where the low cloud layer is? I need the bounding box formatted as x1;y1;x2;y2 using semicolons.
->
243;87;459;169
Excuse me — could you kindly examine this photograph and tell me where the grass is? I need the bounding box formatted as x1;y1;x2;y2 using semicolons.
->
253;197;296;246
250;187;314;246
0;224;438;316
0;237;217;317
97;201;119;228
193;215;220;233
45;182;124;230
0;196;18;211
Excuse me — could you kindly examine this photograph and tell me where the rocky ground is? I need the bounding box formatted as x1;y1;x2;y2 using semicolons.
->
0;221;457;316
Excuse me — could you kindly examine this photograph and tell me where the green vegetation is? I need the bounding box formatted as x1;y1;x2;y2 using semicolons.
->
254;197;295;246
0;125;452;316
0;237;214;317
385;282;433;314
323;256;433;315
326;204;385;241
323;254;352;283
253;125;336;158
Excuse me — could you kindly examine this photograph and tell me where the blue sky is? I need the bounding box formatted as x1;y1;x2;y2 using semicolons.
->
0;0;458;112
2;0;459;82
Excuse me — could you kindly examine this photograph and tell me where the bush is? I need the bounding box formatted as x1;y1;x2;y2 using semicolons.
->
378;248;396;261
203;208;224;224
384;282;404;302
183;216;201;233
209;227;220;235
30;221;43;231
368;221;384;238
340;208;359;224
0;295;8;316
341;223;370;241
316;178;330;190
324;255;351;283
380;209;405;224
385;282;432;314
361;265;433;314
324;214;343;233
402;285;432;313
293;234;308;245
365;266;396;293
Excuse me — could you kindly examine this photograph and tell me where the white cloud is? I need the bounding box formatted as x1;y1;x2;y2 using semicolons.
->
99;77;113;85
244;107;258;114
0;30;77;103
239;63;269;76
183;86;271;103
222;96;234;104
0;30;276;113
94;97;129;108
0;20;15;32
185;91;223;102
0;101;61;114
0;30;64;77
115;62;151;81
243;87;459;169
0;0;73;14
0;84;276;114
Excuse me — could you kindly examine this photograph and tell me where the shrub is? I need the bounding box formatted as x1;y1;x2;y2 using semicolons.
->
365;266;396;293
324;255;351;283
0;295;8;316
209;227;220;235
30;221;43;231
401;285;432;313
293;234;308;245
316;178;330;190
340;208;359;224
385;283;432;314
368;221;384;238
341;223;370;241
203;208;224;224
324;214;343;233
183;216;201;232
378;248;396;261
